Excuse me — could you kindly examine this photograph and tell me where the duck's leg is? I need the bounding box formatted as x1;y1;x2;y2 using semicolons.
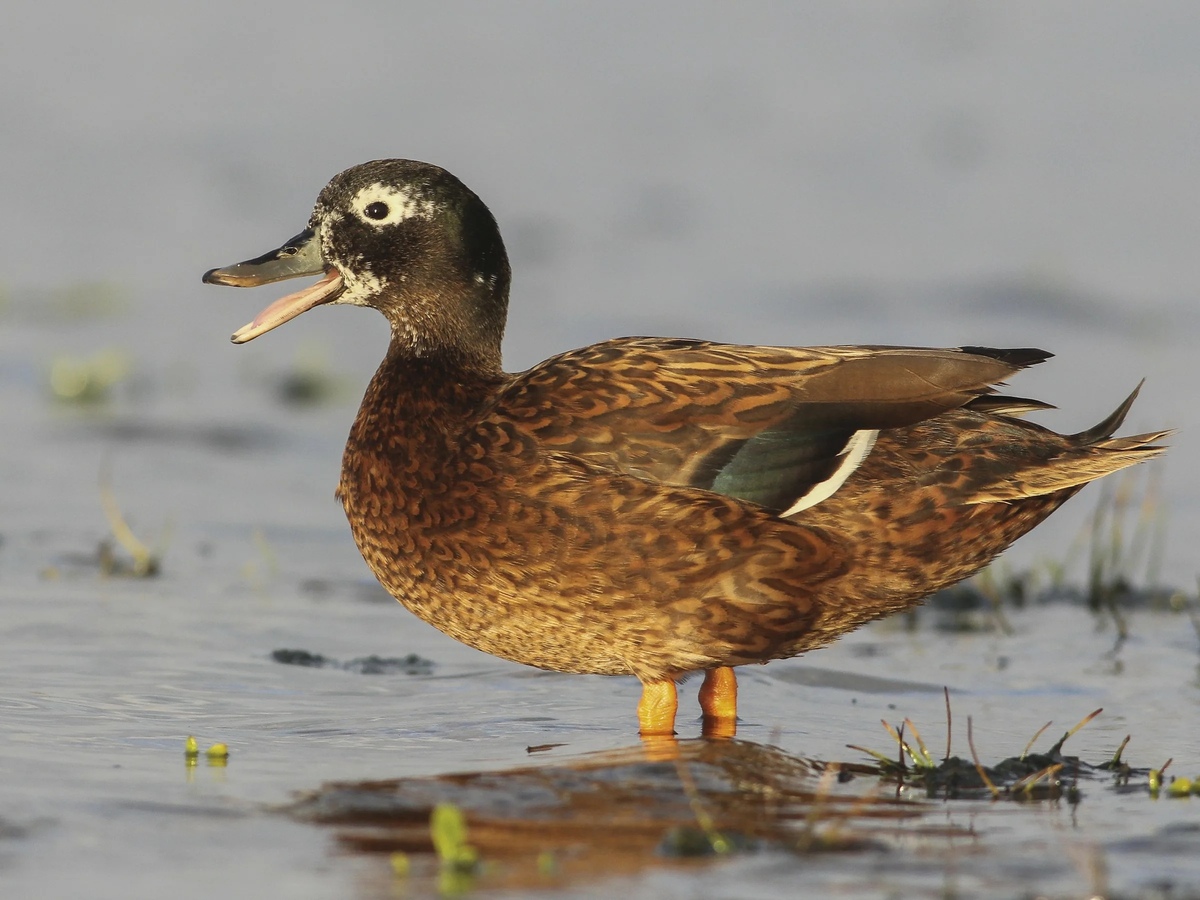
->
699;667;738;738
637;678;678;736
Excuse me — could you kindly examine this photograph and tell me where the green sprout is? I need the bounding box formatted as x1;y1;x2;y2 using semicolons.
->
431;804;479;871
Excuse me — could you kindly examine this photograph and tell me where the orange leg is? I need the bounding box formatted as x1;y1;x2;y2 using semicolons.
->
637;679;678;736
699;667;738;738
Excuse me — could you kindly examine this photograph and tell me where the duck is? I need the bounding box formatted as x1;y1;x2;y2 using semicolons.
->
204;159;1167;738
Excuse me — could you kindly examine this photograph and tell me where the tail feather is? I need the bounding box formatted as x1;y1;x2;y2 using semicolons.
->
965;444;1166;503
1069;381;1142;445
963;382;1168;504
1096;429;1174;452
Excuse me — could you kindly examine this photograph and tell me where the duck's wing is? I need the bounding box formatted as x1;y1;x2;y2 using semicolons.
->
492;338;1049;516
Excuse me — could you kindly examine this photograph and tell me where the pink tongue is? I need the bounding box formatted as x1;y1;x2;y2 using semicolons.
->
231;269;344;344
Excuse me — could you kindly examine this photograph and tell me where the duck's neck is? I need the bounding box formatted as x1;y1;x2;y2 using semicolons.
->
384;320;503;375
356;339;504;435
376;275;509;375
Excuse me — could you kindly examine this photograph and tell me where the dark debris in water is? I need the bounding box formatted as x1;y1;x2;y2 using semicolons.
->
344;655;435;675
271;648;435;675
271;649;329;668
888;751;1103;801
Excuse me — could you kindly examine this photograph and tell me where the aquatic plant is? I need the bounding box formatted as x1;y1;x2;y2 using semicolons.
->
48;348;129;405
848;701;1173;804
97;460;170;577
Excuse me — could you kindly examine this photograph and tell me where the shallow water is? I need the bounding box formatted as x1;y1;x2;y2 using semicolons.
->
2;3;1199;898
2;558;1198;898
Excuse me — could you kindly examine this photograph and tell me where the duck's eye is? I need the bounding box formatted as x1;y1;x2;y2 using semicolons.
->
364;201;389;220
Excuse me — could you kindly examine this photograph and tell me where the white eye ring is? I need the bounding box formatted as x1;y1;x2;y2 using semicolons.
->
350;183;435;227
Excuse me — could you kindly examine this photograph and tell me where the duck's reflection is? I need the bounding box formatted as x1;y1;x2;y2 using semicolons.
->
286;737;943;897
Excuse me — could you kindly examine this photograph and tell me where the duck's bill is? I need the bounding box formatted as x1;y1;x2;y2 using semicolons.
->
202;228;344;343
204;228;325;287
225;268;344;343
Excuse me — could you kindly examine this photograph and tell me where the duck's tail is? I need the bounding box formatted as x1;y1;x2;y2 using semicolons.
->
965;383;1170;504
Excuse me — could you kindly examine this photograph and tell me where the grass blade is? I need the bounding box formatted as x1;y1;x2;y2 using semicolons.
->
967;716;999;799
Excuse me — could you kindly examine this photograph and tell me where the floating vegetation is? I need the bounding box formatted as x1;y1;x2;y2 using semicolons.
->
431;803;480;897
271;648;435;675
430;803;478;870
847;701;1175;805
185;735;229;769
48;349;130;404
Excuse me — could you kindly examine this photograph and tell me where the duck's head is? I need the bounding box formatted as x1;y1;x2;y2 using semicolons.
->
204;159;510;368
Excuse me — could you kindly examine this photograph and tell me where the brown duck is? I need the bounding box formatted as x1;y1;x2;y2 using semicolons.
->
204;159;1167;738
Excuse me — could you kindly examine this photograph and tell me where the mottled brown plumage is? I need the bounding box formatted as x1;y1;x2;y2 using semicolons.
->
204;159;1168;737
